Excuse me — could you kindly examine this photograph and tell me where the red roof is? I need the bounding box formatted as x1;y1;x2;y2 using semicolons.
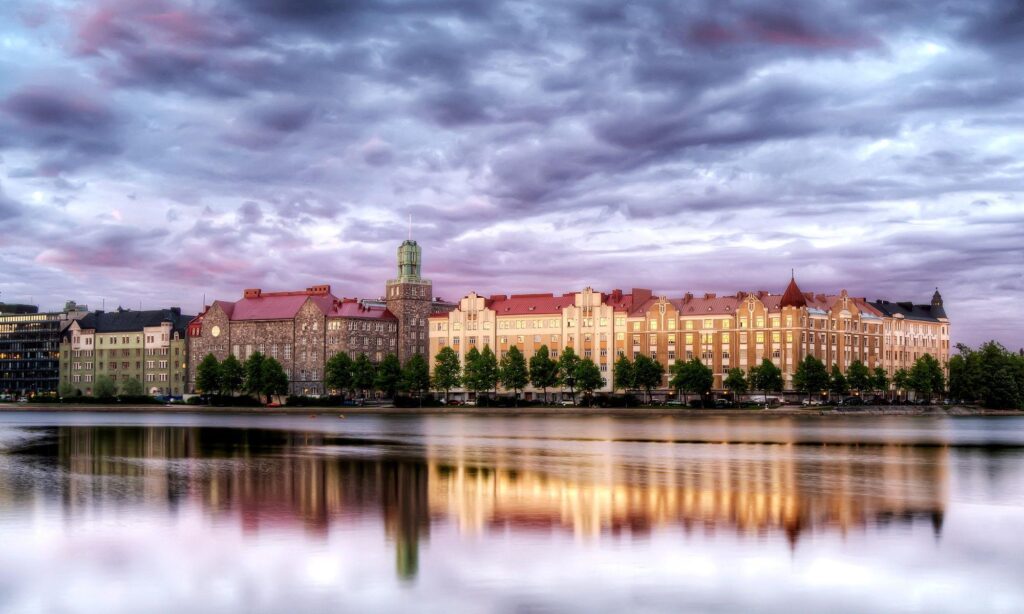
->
329;298;396;320
202;285;396;322
780;277;808;308
487;293;576;315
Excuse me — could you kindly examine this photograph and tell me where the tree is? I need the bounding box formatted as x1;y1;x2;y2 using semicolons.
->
669;359;712;406
847;360;871;395
94;375;116;399
557;346;581;403
529;345;559;403
498;346;529;405
632;354;665;404
220;354;244;396
612;354;635;407
892;368;910;403
325;351;354;397
828;365;849;401
402;354;431;406
478;345;499;399
750;358;783;404
723;367;748;400
872;367;889;400
58;382;77;399
909;353;945;403
121;377;144;397
461;346;484;399
374;353;403;398
432;346;462;401
260;357;289;403
575;358;605;401
196;353;222;396
243;352;266;399
352;353;376;398
792;355;829;404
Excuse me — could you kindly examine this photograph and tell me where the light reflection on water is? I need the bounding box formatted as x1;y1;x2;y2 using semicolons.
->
1;413;1023;613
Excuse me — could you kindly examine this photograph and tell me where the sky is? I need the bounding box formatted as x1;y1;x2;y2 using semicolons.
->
0;0;1021;348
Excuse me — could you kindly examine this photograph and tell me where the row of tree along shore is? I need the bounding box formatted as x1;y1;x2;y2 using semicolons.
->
29;341;1023;410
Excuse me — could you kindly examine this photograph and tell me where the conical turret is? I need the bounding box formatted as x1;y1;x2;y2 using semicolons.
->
931;288;946;319
780;272;807;308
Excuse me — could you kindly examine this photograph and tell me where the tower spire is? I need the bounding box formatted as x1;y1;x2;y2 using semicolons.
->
408;213;412;241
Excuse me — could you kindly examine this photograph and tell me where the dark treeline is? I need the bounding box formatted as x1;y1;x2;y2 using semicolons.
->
948;342;1024;409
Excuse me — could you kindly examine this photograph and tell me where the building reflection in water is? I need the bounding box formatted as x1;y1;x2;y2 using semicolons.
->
1;426;949;578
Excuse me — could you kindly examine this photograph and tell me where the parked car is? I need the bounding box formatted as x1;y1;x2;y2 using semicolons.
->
445;399;463;406
559;399;576;407
342;399;365;407
464;399;477;406
713;399;734;409
665;400;684;407
801;398;823;406
840;397;865;406
16;397;28;403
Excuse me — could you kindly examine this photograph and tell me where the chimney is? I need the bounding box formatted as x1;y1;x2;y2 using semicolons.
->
244;288;262;299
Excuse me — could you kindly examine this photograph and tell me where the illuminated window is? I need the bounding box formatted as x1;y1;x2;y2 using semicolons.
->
616;332;624;341
685;333;693;343
720;319;730;328
685;320;694;330
703;319;713;329
668;320;676;330
756;332;765;343
755;317;765;327
772;332;781;343
631;321;640;331
649;319;658;331
771;317;780;328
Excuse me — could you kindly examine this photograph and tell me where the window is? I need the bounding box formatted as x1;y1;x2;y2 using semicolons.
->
667;319;676;330
770;317;780;328
685;333;693;343
685;320;694;330
755;317;765;327
599;317;608;326
615;317;625;327
517;335;524;343
616;332;624;341
703;319;713;329
756;332;765;343
469;336;476;345
772;332;780;343
720;319;730;328
631;322;640;331
649;319;658;331
453;337;460;345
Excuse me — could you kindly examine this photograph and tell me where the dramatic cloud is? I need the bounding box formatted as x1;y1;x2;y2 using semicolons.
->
0;0;1021;347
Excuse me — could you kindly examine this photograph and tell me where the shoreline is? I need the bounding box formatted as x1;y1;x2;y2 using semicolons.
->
1;404;1021;418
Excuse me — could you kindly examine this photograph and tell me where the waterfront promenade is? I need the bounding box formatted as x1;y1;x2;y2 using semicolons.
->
1;403;1019;417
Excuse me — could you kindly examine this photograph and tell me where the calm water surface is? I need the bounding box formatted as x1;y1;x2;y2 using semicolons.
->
1;412;1023;613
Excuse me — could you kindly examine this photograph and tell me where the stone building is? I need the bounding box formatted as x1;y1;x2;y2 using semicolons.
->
428;276;950;400
59;307;193;397
187;239;455;395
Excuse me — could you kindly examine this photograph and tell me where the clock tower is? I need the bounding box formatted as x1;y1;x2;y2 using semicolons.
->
386;239;432;363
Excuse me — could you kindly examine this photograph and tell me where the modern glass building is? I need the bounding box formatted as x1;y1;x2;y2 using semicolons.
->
0;302;86;397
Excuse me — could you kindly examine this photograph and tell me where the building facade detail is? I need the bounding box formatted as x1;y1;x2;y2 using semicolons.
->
428;277;950;400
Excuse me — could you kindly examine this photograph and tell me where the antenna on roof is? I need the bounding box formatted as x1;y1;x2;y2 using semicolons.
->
791;268;794;280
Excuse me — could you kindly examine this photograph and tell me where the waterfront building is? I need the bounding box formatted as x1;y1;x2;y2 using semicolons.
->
0;301;87;397
186;239;455;395
428;276;950;400
59;307;194;396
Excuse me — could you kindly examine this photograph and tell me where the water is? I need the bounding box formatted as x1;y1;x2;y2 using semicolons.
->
1;412;1022;613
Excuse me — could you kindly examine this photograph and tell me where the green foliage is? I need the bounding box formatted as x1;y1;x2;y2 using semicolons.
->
220;354;244;395
374;353;403;398
243;352;266;397
908;353;945;402
478;346;499;396
669;358;713;405
259;357;289;402
196;354;221;395
751;359;784;402
828;365;849;397
872;367;889;397
557;347;582;401
632;354;665;403
892;368;910;401
401;354;431;404
612;355;634;393
723;367;748;397
948;342;1024;409
94;375;117;399
499;346;529;401
461;346;484;394
793;355;829;400
528;345;559;402
120;377;144;397
58;382;78;399
352;353;376;396
432;346;462;398
574;358;605;396
847;360;871;394
325;351;354;395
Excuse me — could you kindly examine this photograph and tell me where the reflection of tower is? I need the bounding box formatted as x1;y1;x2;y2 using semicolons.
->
386;240;432;363
381;460;431;581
